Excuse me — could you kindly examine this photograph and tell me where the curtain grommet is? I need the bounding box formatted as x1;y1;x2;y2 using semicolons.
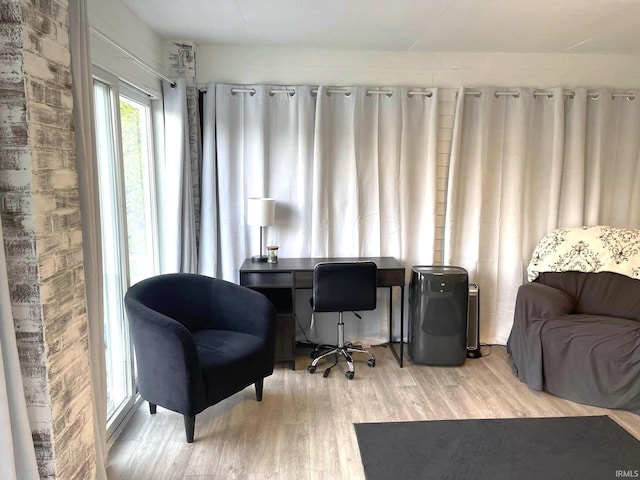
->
494;91;520;99
407;90;433;98
269;89;296;97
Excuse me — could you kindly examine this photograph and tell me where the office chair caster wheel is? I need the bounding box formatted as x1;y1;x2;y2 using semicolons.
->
345;371;355;380
307;365;316;374
367;359;375;367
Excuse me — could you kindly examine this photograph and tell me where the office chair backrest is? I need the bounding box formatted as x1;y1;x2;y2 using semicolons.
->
313;261;377;313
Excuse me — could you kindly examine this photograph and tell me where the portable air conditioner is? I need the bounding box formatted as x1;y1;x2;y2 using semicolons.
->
408;266;469;366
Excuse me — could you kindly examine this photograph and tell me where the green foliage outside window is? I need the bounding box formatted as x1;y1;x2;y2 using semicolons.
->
120;99;148;283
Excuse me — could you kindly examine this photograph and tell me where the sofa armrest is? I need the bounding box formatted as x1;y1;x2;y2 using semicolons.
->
515;282;574;319
507;282;574;391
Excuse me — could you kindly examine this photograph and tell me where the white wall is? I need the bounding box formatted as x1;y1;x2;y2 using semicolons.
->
196;45;640;89
88;0;165;97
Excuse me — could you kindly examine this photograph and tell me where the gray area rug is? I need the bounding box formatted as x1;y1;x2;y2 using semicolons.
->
354;416;640;480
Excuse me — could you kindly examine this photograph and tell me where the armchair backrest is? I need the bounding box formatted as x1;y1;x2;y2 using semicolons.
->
127;274;219;328
126;273;274;334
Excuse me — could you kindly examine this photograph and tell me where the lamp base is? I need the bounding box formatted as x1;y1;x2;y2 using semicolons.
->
251;255;268;263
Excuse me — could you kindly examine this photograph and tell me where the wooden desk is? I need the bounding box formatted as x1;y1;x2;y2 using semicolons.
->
239;257;406;369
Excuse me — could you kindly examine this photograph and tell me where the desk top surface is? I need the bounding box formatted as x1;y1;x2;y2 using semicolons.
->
239;256;404;272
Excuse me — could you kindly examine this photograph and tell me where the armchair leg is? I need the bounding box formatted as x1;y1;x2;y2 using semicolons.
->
184;415;195;443
149;403;157;415
255;378;264;401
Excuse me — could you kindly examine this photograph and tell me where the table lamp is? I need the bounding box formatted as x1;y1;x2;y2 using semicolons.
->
247;197;275;262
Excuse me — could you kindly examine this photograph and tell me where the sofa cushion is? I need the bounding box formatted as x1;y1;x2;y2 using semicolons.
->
537;271;640;321
539;313;640;413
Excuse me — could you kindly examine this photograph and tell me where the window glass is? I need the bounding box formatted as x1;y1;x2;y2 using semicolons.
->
120;95;156;285
93;72;158;437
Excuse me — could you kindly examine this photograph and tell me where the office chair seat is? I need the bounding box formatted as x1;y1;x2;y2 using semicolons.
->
307;261;378;379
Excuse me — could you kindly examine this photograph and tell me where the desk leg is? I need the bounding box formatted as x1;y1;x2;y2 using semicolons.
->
388;286;393;345
387;285;405;368
400;285;404;367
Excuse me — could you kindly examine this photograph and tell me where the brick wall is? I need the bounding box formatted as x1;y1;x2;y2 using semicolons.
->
187;85;201;248
0;0;96;478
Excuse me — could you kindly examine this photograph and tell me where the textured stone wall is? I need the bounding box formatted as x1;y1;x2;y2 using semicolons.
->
186;85;200;246
0;0;96;478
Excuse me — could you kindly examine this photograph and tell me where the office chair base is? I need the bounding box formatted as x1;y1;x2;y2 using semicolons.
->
309;343;335;359
307;343;375;379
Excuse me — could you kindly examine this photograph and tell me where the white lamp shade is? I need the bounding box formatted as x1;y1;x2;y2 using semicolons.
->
247;197;275;226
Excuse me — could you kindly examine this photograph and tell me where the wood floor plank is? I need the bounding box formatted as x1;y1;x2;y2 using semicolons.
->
107;345;640;479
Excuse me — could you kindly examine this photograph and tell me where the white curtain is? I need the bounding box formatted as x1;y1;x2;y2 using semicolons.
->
445;87;640;345
68;1;108;478
582;89;640;226
311;87;439;268
202;84;317;281
201;84;438;344
160;79;198;273
0;229;38;479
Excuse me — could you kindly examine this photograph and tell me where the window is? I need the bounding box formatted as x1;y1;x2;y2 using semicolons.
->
93;68;158;436
119;90;158;285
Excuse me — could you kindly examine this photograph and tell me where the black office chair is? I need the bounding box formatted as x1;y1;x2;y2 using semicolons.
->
307;261;378;379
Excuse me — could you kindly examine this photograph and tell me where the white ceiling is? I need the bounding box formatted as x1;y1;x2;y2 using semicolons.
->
122;0;640;55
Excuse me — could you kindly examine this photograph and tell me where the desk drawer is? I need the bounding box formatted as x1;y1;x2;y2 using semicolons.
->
240;271;293;287
377;269;406;287
294;271;313;288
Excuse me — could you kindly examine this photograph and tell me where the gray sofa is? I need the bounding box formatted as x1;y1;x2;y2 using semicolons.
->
507;270;640;413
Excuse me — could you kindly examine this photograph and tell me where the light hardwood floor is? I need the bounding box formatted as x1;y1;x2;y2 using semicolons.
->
107;345;640;479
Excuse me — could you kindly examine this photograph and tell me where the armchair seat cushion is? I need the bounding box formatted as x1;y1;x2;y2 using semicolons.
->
193;329;268;403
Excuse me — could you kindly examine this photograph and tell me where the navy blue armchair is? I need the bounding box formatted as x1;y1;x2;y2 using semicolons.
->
124;273;276;442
